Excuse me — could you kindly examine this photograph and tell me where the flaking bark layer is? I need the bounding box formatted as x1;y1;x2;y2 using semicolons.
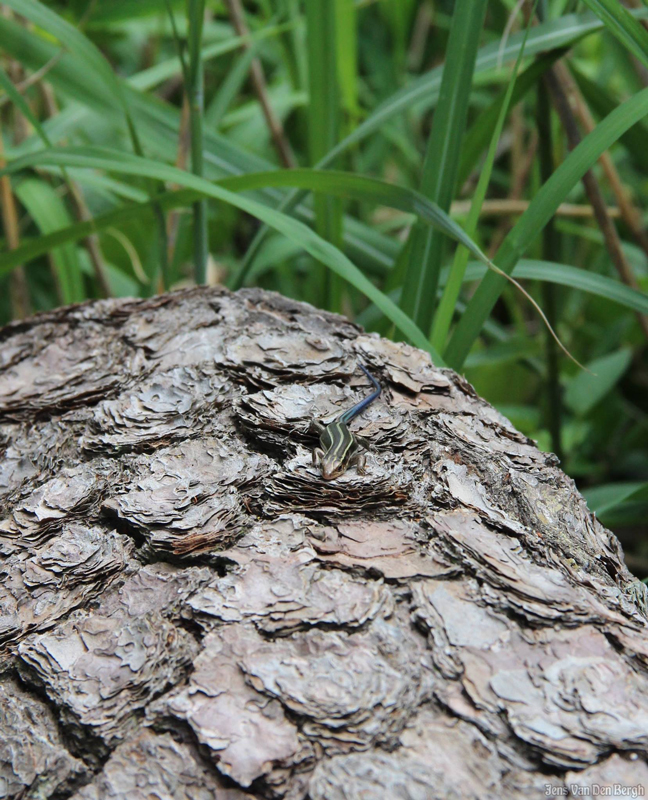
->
0;286;646;799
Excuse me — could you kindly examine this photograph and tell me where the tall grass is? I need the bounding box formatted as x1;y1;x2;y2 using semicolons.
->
186;0;209;284
1;0;648;552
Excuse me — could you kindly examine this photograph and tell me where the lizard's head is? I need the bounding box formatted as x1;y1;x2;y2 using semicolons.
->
320;452;347;481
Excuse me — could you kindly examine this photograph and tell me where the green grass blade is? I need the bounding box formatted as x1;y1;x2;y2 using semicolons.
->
234;8;612;290
459;260;648;315
322;8;648;166
582;482;648;519
581;0;648;70
0;162;492;288
432;5;534;354
223;170;490;262
16;165;643;321
0;16;398;283
0;169;492;291
4;6;645;164
0;19;120;129
464;337;541;370
306;0;343;308
356;257;648;338
399;0;487;331
187;0;208;284
0;1;171;288
163;0;189;83
445;85;648;369
573;67;648;174
456;51;563;189
85;0;185;26
15;178;84;304
204;43;259;129
564;348;632;416
2;8;631;294
0;17;278;184
133;28;281;92
0;146;443;364
2;0;143;156
334;0;359;121
505;260;648;315
0;189;198;280
0;64;52;149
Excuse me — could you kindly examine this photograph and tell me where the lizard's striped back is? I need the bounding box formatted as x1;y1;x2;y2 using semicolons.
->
320;420;357;463
314;364;381;479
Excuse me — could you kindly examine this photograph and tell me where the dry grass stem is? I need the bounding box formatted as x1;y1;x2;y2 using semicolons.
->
451;198;621;218
554;61;648;261
37;81;111;297
488;259;589;372
487;129;537;257
545;65;648;341
224;0;296;168
166;95;192;268
0;70;31;319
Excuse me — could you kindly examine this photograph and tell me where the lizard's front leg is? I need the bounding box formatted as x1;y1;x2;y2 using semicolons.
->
312;447;325;468
349;451;367;475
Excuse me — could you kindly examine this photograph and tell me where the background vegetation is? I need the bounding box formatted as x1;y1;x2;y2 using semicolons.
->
1;0;648;571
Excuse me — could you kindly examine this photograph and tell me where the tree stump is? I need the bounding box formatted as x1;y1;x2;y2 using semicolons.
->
1;286;647;799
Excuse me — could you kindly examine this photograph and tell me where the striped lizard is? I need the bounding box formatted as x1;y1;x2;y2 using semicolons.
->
311;364;381;480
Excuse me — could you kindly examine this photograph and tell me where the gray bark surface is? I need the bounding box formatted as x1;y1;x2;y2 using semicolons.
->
0;286;647;799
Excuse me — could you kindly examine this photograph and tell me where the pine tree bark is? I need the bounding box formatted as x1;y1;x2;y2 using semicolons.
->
1;287;647;799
